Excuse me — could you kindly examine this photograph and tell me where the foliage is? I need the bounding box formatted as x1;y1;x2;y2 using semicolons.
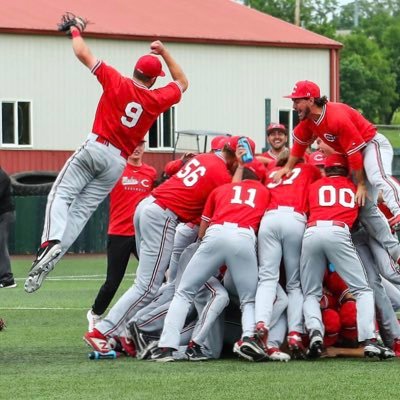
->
245;0;400;124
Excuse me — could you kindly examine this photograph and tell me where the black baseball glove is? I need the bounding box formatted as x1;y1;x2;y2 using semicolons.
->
57;12;88;37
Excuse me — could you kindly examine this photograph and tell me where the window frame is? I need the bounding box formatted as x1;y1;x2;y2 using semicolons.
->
148;106;176;150
0;99;33;148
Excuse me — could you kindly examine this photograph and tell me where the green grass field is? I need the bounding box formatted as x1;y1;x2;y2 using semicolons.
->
1;255;399;400
380;129;400;148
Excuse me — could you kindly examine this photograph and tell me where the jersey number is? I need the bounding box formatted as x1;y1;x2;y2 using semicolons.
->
121;101;143;128
231;186;256;208
176;159;206;187
267;167;301;189
318;185;355;208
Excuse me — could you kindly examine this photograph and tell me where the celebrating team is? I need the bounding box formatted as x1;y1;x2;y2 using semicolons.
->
25;25;400;363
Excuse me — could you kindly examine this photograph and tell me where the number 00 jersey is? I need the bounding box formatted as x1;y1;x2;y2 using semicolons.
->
308;176;359;228
152;153;232;223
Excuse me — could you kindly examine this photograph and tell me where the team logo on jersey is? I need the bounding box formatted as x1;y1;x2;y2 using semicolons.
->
324;133;336;142
122;177;151;187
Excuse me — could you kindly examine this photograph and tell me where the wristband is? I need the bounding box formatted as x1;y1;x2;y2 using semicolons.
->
71;29;81;38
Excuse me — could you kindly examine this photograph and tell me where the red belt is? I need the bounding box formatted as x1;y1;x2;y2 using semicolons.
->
307;221;347;229
95;136;128;160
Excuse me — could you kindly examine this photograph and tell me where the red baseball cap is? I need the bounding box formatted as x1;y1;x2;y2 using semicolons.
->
135;54;165;78
267;123;287;135
324;154;348;169
226;136;256;154
284;80;320;99
308;151;326;167
244;159;266;181
211;136;229;151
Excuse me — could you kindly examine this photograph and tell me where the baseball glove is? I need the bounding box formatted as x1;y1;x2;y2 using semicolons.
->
57;12;88;36
0;318;6;331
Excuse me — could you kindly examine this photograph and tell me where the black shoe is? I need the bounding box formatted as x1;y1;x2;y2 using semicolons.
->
150;347;175;362
233;336;267;362
185;341;208;361
364;339;395;360
0;279;17;289
306;330;323;359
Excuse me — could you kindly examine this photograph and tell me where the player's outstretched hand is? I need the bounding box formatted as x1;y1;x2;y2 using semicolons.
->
150;41;166;56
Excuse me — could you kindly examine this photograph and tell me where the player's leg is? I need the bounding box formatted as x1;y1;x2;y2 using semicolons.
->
156;228;224;353
255;212;283;345
93;202;178;338
0;211;15;286
300;227;327;358
282;212;306;334
363;134;400;220
267;312;291;362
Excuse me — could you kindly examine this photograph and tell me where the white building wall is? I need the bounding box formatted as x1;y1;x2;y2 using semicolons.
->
0;34;331;152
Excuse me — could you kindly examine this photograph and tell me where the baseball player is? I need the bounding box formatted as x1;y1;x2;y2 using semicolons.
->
83;138;241;352
255;150;321;359
151;158;270;362
300;153;394;360
274;80;400;266
257;123;289;170
87;141;157;331
24;15;188;293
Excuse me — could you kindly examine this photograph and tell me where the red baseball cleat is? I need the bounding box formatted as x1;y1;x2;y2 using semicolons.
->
393;338;400;357
287;331;306;360
83;328;111;353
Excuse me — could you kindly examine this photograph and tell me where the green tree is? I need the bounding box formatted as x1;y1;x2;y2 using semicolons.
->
339;33;398;123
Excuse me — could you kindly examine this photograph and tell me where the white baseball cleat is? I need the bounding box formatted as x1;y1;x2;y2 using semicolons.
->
87;309;102;332
24;241;62;293
266;347;291;362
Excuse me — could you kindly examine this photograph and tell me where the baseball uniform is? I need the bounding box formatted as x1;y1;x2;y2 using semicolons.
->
256;162;321;335
158;178;270;351
94;152;232;337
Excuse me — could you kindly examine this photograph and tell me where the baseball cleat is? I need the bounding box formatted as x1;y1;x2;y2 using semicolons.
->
24;241;62;293
287;331;306;360
83;329;111;353
233;336;267;362
87;309;102;332
393;338;400;357
119;336;137;357
266;347;291;362
364;339;395;360
128;321;147;353
306;330;323;359
185;341;208;361
150;347;175;362
255;322;269;351
137;340;159;360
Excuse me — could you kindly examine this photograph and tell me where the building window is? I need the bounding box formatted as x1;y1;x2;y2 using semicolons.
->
148;107;175;149
1;101;31;146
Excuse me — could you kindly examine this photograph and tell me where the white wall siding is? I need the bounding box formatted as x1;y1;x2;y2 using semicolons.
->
0;34;331;153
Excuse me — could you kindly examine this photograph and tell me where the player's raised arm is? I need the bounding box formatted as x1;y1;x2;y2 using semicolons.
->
150;40;188;92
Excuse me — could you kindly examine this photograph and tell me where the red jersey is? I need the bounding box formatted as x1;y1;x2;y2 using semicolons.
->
291;102;376;170
201;180;270;233
152;153;232;223
108;163;157;236
91;61;182;157
265;163;321;214
308;176;359;228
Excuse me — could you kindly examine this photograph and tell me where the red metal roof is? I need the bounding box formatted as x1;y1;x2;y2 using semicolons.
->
0;0;341;49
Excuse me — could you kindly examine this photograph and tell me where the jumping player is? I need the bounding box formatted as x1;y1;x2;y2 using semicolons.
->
24;21;188;294
300;153;394;360
275;81;400;265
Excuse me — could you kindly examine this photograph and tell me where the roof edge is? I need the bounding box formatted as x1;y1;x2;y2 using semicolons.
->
0;28;343;49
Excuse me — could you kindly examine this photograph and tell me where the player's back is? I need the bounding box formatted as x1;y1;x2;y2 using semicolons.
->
308;175;358;228
265;162;321;214
152;153;232;223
